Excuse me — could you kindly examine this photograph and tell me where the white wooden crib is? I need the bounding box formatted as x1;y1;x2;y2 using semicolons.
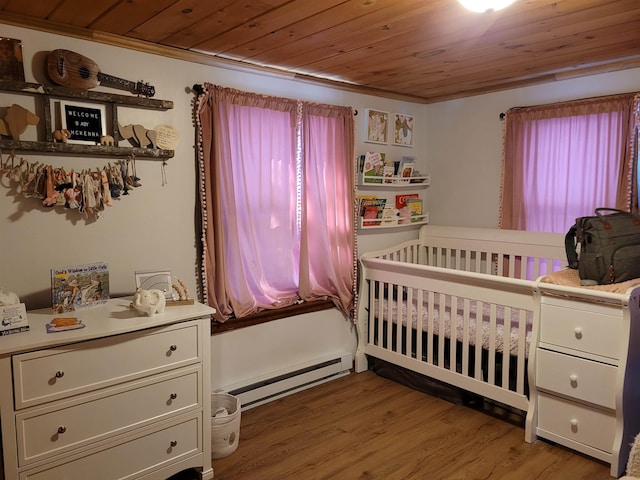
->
354;224;640;477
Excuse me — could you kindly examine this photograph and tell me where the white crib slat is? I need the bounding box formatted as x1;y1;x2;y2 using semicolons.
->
438;293;446;368
369;281;376;346
391;283;399;353
502;306;512;389
427;291;435;363
516;309;527;394
405;286;413;356
462;298;471;376
415;288;423;360
450;295;458;373
487;303;497;385
427;291;435;365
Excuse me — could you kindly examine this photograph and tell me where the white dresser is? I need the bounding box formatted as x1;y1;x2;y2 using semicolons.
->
528;285;640;478
0;298;215;480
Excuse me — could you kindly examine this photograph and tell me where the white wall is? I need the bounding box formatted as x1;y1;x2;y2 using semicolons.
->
0;24;426;390
425;70;640;228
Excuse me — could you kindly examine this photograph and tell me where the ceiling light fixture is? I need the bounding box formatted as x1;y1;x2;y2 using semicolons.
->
458;0;516;13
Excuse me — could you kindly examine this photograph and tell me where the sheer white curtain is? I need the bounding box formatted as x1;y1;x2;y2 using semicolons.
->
196;85;356;322
500;94;638;233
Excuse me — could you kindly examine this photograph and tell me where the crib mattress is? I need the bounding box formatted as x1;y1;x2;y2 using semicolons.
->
373;294;531;357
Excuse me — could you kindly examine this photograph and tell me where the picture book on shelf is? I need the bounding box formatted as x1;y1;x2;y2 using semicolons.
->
405;198;423;223
395;193;420;209
399;156;416;183
51;262;110;313
381;205;399;225
362;151;385;183
382;164;395;184
360;198;387;226
357;195;376;214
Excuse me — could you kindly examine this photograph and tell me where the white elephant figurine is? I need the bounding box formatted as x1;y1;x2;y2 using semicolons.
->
0;289;20;306
131;288;166;316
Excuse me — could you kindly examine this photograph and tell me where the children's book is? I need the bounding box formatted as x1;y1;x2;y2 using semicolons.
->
405;198;423;223
381;205;399;225
382;164;395;184
51;262;110;313
362;152;385;183
395;193;420;209
398;156;416;184
360;198;387;226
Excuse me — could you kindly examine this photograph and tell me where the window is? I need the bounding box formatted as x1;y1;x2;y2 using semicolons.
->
195;85;356;324
500;93;640;233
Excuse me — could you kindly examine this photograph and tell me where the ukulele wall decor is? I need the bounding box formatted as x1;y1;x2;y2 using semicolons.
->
46;49;155;98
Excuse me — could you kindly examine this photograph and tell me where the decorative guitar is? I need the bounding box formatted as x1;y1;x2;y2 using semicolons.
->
46;49;155;98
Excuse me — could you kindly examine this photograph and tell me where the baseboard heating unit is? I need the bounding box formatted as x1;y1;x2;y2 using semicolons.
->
218;352;353;410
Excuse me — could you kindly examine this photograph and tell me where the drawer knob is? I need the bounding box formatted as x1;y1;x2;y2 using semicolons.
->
170;393;177;400
573;327;583;339
569;374;578;384
55;370;65;379
57;426;67;434
170;440;178;447
169;345;177;352
570;418;578;427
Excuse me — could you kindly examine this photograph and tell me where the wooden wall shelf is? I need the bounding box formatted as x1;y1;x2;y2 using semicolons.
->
0;139;173;159
0;80;174;160
0;81;173;109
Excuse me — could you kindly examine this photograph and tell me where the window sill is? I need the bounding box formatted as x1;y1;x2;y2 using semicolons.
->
210;299;335;334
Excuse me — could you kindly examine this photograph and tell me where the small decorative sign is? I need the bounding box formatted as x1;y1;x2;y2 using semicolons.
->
0;303;29;336
60;100;106;145
154;124;180;150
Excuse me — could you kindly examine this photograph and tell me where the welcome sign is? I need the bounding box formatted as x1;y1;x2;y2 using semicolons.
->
60;100;106;145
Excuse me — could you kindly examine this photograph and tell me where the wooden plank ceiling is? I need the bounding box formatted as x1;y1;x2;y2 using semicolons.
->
1;0;639;103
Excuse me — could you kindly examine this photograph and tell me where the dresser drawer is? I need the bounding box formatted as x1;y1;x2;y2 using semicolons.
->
537;392;615;453
536;349;617;409
16;367;200;465
13;322;200;409
539;299;621;359
19;414;201;480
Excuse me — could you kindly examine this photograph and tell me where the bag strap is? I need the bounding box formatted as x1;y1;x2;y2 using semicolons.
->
595;207;630;217
565;224;579;269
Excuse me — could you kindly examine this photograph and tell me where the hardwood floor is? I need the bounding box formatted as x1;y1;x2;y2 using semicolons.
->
211;370;613;480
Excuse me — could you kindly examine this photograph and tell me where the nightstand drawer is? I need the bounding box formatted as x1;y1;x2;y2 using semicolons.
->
13;322;199;408
16;368;200;465
536;349;616;409
539;299;621;359
538;392;615;453
19;414;201;480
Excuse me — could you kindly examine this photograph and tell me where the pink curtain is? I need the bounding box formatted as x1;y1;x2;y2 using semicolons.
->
196;84;356;322
500;93;638;233
299;103;356;316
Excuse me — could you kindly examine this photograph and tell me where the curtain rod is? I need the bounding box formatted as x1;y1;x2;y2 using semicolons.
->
191;84;358;115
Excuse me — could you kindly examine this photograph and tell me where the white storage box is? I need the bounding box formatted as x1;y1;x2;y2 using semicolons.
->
211;393;241;459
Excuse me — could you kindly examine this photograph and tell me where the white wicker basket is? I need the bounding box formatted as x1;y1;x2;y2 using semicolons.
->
210;393;241;459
